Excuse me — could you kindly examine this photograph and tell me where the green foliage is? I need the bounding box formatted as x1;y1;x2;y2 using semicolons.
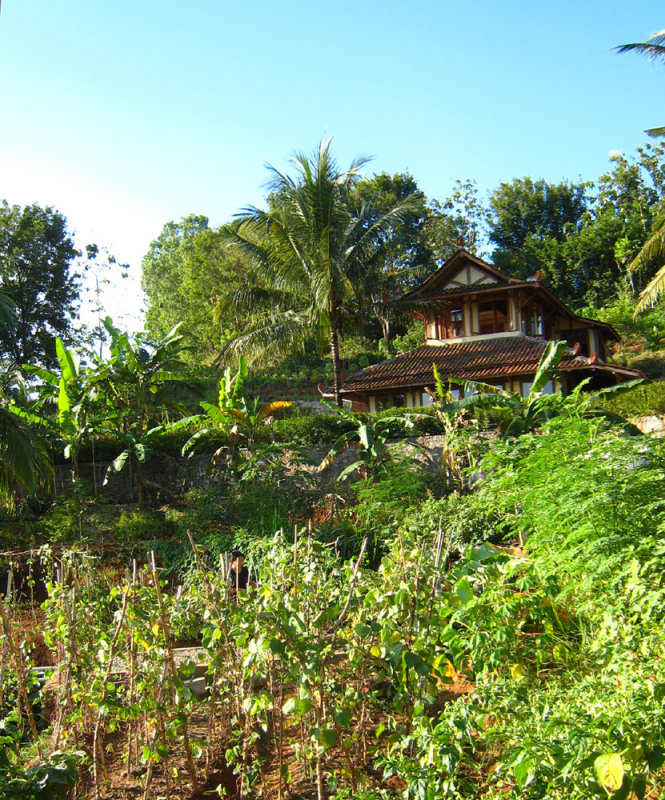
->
272;411;355;445
319;400;424;481
142;217;256;364
2;407;664;798
0;200;81;368
593;379;665;417
401;491;508;551
390;319;426;355
0;725;81;800
220;138;420;403
578;289;665;349
141;216;210;339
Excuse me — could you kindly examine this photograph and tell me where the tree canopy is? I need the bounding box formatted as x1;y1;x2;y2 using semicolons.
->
220;139;420;403
0;201;81;368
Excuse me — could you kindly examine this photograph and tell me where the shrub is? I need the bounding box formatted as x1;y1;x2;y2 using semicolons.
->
272;412;355;446
593;380;665;418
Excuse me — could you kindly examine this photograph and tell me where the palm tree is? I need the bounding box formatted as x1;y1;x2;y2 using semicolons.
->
617;31;665;312
219;139;418;405
626;214;665;313
616;30;665;138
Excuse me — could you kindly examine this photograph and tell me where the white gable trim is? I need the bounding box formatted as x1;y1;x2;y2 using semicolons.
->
444;263;501;290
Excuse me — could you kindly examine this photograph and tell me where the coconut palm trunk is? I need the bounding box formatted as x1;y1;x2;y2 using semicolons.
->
329;318;342;407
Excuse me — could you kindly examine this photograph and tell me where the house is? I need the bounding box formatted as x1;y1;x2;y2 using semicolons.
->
335;249;643;412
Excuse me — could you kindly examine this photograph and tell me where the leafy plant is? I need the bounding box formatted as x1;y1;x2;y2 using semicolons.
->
183;356;292;473
318;400;419;481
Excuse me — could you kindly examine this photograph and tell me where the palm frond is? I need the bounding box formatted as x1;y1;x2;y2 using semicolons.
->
627;214;665;274
635;263;665;313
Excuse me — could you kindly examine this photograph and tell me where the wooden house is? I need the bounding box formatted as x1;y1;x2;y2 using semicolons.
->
335;250;643;411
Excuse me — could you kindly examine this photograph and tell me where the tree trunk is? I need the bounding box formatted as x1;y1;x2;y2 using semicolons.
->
379;314;390;341
329;322;342;407
136;460;144;509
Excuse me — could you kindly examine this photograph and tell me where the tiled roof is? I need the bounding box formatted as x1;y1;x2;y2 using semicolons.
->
339;335;641;394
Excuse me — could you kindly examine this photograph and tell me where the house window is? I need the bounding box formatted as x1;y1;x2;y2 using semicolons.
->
450;308;464;337
478;300;508;334
393;394;406;408
521;308;544;337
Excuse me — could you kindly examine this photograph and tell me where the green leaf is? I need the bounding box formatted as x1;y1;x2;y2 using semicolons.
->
282;697;312;718
531;339;567;395
282;697;297;715
334;709;352;728
455;576;474;606
269;638;286;655
318;727;337;748
513;756;535;788
594;753;624;795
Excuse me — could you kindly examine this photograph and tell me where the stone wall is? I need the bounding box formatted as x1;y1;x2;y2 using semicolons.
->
52;436;448;503
632;416;665;437
52;416;662;503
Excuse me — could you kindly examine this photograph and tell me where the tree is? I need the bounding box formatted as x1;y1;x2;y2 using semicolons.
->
606;145;665;313
487;178;588;300
349;173;431;339
183;356;292;473
615;30;665;312
425;179;488;264
142;217;250;363
0;201;81;368
141;215;210;339
95;318;193;507
220;139;419;404
0;295;51;502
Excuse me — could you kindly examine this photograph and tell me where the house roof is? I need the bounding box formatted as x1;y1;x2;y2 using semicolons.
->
401;249;522;300
394;248;621;341
339;334;643;395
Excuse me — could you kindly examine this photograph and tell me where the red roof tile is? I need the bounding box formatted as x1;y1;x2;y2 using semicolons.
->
339;334;641;394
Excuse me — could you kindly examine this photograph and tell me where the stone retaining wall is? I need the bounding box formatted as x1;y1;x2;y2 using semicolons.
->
53;416;664;503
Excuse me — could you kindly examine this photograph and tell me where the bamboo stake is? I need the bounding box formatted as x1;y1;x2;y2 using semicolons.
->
92;575;129;799
126;560;137;777
150;552;200;794
333;537;367;630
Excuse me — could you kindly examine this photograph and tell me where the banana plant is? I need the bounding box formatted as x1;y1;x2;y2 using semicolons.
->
18;338;93;482
183;356;292;472
94;318;198;507
102;416;196;507
318;401;419;482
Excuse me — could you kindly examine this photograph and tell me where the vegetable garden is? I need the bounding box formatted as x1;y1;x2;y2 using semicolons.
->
1;405;664;799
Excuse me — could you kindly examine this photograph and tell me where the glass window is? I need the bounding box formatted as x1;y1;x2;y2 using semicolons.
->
450;308;464;337
478;300;508;334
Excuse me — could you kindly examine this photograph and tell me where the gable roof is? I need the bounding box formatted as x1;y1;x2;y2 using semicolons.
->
339;335;642;395
394;248;621;341
401;249;522;301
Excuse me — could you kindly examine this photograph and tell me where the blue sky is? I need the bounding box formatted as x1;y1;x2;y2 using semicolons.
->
1;1;663;328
